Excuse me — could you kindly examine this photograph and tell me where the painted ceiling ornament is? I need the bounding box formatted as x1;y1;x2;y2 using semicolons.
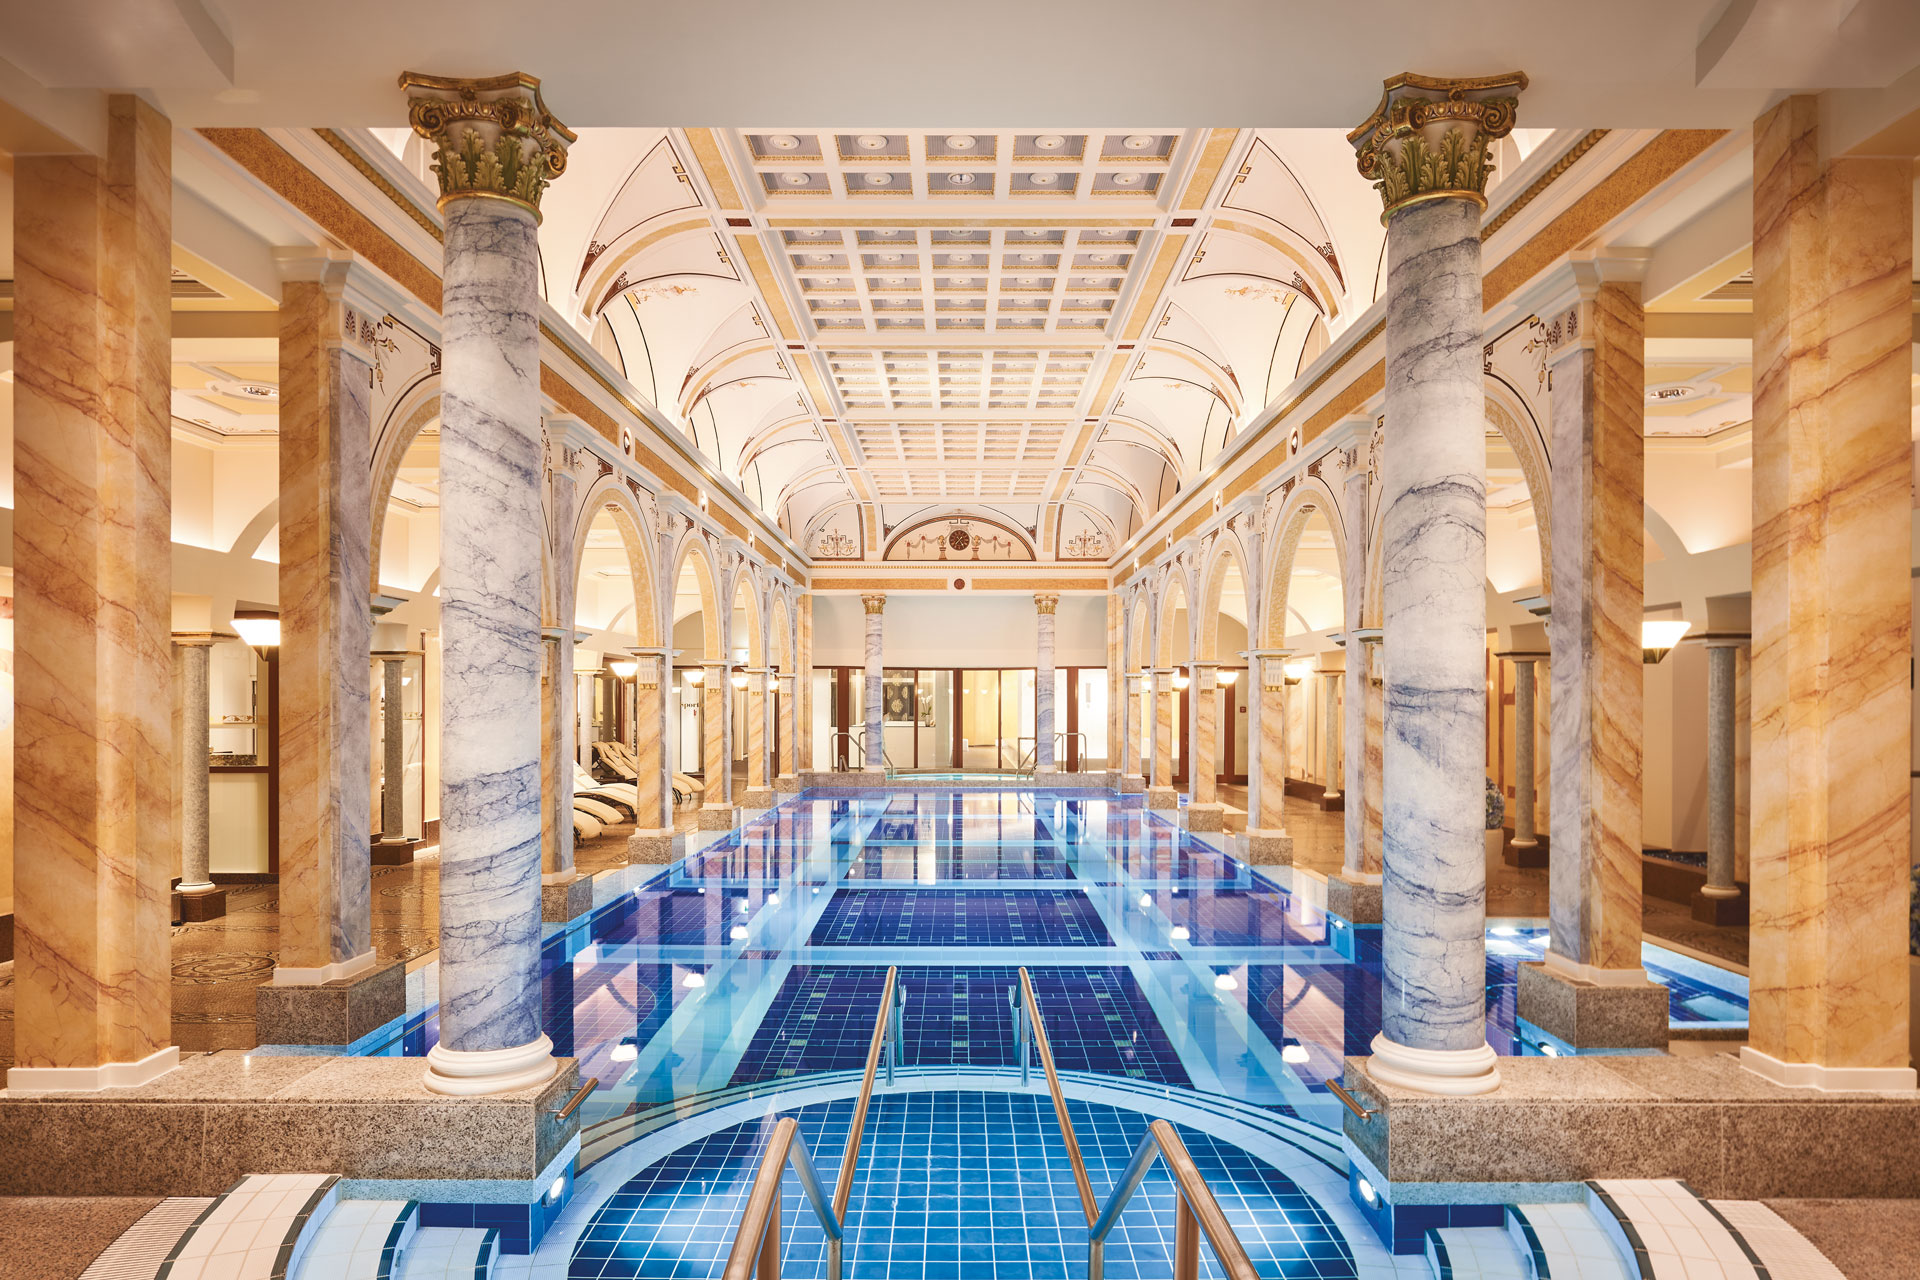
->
399;71;576;221
1348;71;1528;224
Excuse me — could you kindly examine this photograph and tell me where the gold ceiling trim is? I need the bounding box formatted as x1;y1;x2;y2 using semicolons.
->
1177;128;1240;212
684;128;743;210
1120;233;1187;342
765;217;1157;229
1481;129;1609;240
733;234;802;341
316;128;444;242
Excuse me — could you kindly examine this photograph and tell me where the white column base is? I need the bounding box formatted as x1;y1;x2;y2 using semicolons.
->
1698;884;1742;900
1541;950;1655;987
271;947;378;987
7;1044;180;1092
1367;1033;1502;1096
1739;1045;1918;1092
176;880;218;895
423;1033;559;1096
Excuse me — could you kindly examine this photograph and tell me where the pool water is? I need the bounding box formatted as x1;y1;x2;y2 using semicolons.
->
367;788;1749;1132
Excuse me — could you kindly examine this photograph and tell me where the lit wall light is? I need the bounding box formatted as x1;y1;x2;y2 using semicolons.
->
1283;660;1313;685
232;608;281;661
1641;619;1691;664
730;669;749;690
1217;669;1238;687
685;668;705;685
608;658;638;681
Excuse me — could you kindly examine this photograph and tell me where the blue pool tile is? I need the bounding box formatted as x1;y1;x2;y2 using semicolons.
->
808;889;1112;947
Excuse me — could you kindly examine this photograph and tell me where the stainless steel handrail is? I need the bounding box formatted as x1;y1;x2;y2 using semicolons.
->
830;726;896;776
1086;1120;1261;1280
721;967;901;1280
1326;1079;1375;1122
1015;967;1259;1280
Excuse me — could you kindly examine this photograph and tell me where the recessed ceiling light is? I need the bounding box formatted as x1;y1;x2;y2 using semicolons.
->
947;172;976;185
769;134;800;150
946;134;976;150
882;253;901;262
811;254;832;262
890;278;906;284
1101;229;1120;236
952;253;973;264
1030;173;1058;186
859;134;888;150
804;229;824;237
865;172;892;186
1020;277;1037;285
1024;229;1045;236
1035;134;1065;150
1123;134;1155;150
1022;254;1042;262
1113;173;1142;185
784;173;810;186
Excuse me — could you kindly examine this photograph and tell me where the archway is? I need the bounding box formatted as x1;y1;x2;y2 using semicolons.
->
1153;569;1194;807
729;569;769;803
1196;539;1253;821
671;538;724;818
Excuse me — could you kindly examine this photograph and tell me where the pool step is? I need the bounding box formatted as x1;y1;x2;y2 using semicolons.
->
290;1199;419;1280
393;1227;500;1280
1587;1179;1769;1278
78;1198;215;1279
1425;1226;1528;1278
154;1173;339;1280
1507;1203;1631;1278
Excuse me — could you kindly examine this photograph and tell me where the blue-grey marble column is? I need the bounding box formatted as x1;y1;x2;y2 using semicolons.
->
1354;71;1524;1095
1035;594;1058;771
406;72;573;1095
862;593;885;771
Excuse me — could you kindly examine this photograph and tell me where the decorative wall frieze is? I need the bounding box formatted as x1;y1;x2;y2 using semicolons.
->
1348;71;1528;223
399;72;576;220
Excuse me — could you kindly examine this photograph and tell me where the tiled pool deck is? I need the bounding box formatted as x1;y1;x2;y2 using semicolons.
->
362;788;1750;1277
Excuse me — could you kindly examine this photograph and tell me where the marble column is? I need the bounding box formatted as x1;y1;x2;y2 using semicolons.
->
796;594;814;772
775;671;800;790
1122;671;1147;792
1694;637;1747;922
173;635;226;921
539;628;591;920
1319;670;1343;805
1034;594;1059;772
743;669;773;809
1745;96;1914;1090
1329;440;1381;922
1188;663;1223;830
1106;594;1124;777
699;662;733;828
377;655;408;841
405;71;573;1096
1352;71;1524;1095
10;95;177;1090
627;652;676;864
1148;669;1178;810
1245;651;1293;863
1515;254;1667;1051
1502;654;1546;866
862;594;886;772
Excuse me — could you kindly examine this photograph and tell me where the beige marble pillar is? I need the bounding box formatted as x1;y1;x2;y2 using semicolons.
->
775;671;799;790
1515;255;1667;1051
11;96;176;1089
743;669;773;808
861;594;886;772
626;651;675;864
1745;96;1914;1090
699;661;733;828
1246;651;1293;863
796;594;814;772
1148;669;1178;810
538;628;592;921
1106;595;1124;776
1188;663;1223;829
1122;671;1147;792
1319;670;1343;804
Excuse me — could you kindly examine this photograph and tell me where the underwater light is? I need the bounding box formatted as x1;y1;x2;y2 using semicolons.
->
683;972;707;988
731;925;748;941
610;1043;637;1062
1213;973;1239;991
1170;926;1190;941
1357;1177;1377;1206
549;1175;567;1202
1282;1044;1310;1064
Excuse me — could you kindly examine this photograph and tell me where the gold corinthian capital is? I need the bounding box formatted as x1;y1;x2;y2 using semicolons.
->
1347;71;1527;225
861;594;887;616
398;71;576;221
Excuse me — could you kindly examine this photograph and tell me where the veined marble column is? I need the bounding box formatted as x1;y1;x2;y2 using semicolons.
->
627;651;676;863
405;71;574;1096
1745;97;1914;1090
862;594;886;772
1352;71;1524;1095
377;654;408;841
1245;651;1293;863
173;635;226;921
1319;670;1342;805
1360;635;1385;871
11;95;176;1090
743;669;773;809
1148;669;1178;810
1518;254;1668;1051
539;628;590;919
796;595;814;772
1188;663;1223;830
698;662;732;828
1329;440;1381;922
1034;594;1059;772
1696;637;1747;919
775;671;799;790
1106;595;1124;778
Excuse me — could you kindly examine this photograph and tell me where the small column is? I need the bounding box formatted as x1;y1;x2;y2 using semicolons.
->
1319;669;1343;807
862;594;886;772
1105;594;1124;778
10;95;178;1091
405;70;574;1096
539;627;591;921
1147;669;1178;810
1329;630;1384;924
1244;651;1294;864
743;668;774;809
375;653;410;847
1351;71;1525;1095
698;661;733;828
796;594;815;773
775;670;800;791
1187;663;1223;830
173;634;226;921
1518;250;1668;1052
1694;636;1748;923
1122;671;1147;793
1034;593;1059;772
1502;653;1546;867
626;651;677;864
1744;96;1914;1091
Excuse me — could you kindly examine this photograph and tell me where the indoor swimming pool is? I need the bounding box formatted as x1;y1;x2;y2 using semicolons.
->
338;788;1753;1277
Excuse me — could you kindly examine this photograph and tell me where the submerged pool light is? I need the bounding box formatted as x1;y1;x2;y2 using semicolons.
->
1213;972;1238;991
1281;1044;1310;1064
683;972;707;989
1357;1177;1378;1206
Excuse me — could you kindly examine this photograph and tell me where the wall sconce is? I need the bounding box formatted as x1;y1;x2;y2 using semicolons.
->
730;667;749;690
1217;669;1238;687
766;673;781;694
1171;669;1191;691
607;658;638;681
1283;659;1313;685
1641;619;1691;664
232;608;281;662
685;667;705;685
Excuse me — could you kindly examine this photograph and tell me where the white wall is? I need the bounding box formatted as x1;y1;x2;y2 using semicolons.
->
811;592;1107;668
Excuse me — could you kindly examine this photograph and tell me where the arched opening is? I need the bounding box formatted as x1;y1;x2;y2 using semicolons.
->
569;499;660;864
1158;572;1194;788
670;543;721;811
1199;547;1252;794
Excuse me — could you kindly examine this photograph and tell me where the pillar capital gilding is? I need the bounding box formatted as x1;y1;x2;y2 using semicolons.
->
1348;71;1527;224
861;592;887;615
399;71;575;221
1033;592;1059;615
